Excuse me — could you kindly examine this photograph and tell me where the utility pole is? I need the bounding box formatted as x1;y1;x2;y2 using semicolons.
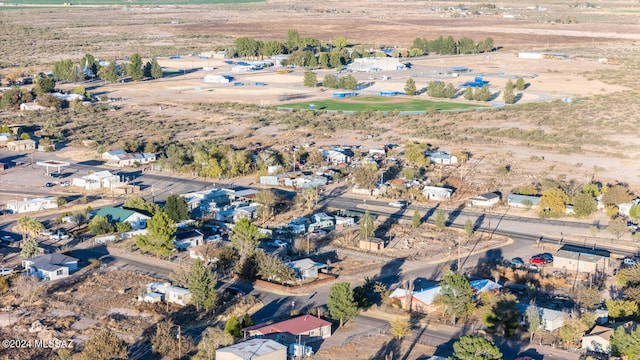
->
178;325;181;359
457;237;461;274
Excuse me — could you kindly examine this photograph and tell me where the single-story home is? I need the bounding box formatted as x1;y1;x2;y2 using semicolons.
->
507;194;541;208
216;339;286;360
6;139;36;152
166;286;191;306
582;321;636;355
92;206;150;230
422;186;453;201
102;150;157;167
174;229;204;250
72;170;120;190
469;192;501;207
518;304;567;331
286;258;327;280
142;282;191;306
7;196;58;214
23;254;79;281
243;315;332;344
390;279;501;313
319;148;352;165
425;151;458;165
553;245;611;274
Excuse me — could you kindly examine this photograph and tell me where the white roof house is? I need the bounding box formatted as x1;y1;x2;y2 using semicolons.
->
347;57;406;72
469;192;501;207
425;151;458;165
7;197;58;214
216;339;286;360
507;194;542;208
422;186;453;201
518;304;567;331
72;170;120;190
102;150;157;167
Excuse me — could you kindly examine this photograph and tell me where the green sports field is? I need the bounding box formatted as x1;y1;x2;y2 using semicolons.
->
280;96;484;112
2;0;261;5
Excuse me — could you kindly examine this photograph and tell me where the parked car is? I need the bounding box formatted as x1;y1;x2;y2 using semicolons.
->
45;182;55;187
529;256;546;265
0;268;13;277
50;232;70;240
1;235;16;243
509;258;525;268
267;240;288;248
537;253;554;264
623;258;638;266
60;181;71;187
389;201;408;208
223;287;245;297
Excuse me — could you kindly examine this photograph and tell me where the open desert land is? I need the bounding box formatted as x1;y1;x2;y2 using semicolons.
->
2;0;640;192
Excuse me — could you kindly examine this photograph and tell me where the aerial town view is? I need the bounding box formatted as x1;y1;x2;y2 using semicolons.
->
2;0;640;359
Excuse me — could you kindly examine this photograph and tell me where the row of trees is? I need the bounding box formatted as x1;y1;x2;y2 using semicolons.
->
412;36;494;56
52;52;162;83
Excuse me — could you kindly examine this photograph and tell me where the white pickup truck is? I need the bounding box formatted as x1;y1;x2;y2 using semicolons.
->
50;232;70;240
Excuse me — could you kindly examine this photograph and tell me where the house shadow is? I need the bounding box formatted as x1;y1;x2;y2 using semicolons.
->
466;248;504;279
517;347;543;359
373;257;406;289
250;297;293;325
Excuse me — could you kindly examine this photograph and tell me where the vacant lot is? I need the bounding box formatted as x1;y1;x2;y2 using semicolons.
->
280;96;484;112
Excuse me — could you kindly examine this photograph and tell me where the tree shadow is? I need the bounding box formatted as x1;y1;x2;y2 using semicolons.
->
445;203;465;227
373;257;406;289
370;337;403;360
465;248;504;279
420;203;439;223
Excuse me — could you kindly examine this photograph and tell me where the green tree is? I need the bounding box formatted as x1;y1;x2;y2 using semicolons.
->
327;282;359;327
582;183;602;197
52;59;77;82
302;50;317;67
81;329;128;360
464;219;474;237
629;204;640;219
189;258;218;312
572;192;597;218
322;74;337;88
150;58;163;79
515;77;526;91
285;29;300;53
617;264;640;287
428;81;445;97
444;83;456;98
404;77;417;96
261;40;284;57
19;132;31;140
473;85;491;101
164;194;190;222
525;303;541;344
303;71;317;87
255;189;276;221
88;215;114;235
606;299;638;321
135;211;176;257
503;79;515;104
34;76;56;96
435;209;446;230
123;195;161;215
438;271;475;324
128;53;144;81
412;209;421;228
116;221;132;233
0;86;33;110
404;141;429;166
194;327;233;360
338;74;357;90
610;325;640;359
242;314;254;328
18;215;43;237
334;36;347;51
256;252;294;283
390;316;411;339
20;237;39;259
481;293;521;336
143;61;152;78
329;52;344;69
234;37;259;58
224;315;242;338
230;218;260;261
294;187;319;211
453;335;502;360
352;163;378;189
319;53;330;69
97;60;119;83
360;210;375;240
80;53;100;77
463;86;474;100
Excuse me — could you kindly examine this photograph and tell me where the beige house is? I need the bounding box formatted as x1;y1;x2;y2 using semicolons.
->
6;139;36;151
553;245;611;274
582;321;636;355
359;237;384;251
216;339;286;360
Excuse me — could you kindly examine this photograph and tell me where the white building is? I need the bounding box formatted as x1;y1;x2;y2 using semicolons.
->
216;339;286;360
23;254;79;281
72;170;121;190
7;197;58;214
347;57;406;72
469;192;501;207
422;186;453;201
102;150;156;167
425;151;458;165
204;74;231;83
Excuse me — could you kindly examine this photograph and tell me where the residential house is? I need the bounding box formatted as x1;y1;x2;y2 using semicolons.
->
334;216;355;228
92;206;150;230
234;205;258;221
216;339;286;360
368;148;386;158
507;194;541;208
102;149;157;167
582;321;636;355
7;197;58;214
72;170;121;190
174;229;204;250
518;304;567;331
553;244;611;274
166;286;191;306
242;315;332;344
389;279;502;313
309;213;335;232
286;258;327;280
182;188;231;217
359;237;384;251
422;186;453;201
425;151;458;165
319;148;353;165
469;192;501;207
23;254;79;281
6;139;36;152
618;198;640;217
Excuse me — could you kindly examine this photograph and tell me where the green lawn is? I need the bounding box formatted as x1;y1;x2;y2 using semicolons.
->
280;96;484;112
3;0;261;4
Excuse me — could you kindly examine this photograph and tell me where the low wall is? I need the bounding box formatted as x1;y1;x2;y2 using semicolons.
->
255;273;337;292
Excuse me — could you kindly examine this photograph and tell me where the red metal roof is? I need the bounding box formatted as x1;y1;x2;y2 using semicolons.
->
243;315;331;336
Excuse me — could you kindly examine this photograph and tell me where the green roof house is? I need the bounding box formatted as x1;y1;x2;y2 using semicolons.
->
92;206;150;230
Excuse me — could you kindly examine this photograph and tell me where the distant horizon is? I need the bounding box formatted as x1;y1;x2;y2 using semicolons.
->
1;0;262;5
